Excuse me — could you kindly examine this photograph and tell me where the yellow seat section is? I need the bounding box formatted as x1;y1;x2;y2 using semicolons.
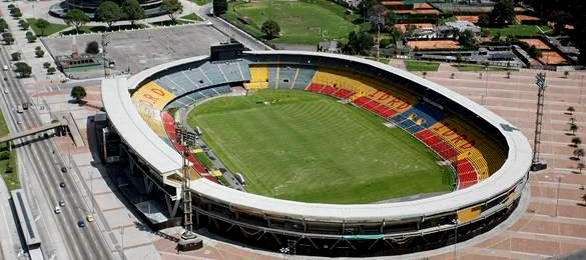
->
131;81;176;111
134;103;167;138
429;116;506;180
311;69;416;113
245;66;269;89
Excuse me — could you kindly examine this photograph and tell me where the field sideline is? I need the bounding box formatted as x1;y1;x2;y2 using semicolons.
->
188;89;453;204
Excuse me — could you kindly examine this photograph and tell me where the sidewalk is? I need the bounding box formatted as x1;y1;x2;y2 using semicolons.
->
0;177;20;260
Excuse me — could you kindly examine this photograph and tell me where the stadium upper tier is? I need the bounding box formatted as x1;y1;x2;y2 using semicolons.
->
102;51;531;222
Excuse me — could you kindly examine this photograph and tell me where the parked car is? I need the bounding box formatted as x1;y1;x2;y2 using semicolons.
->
78;220;86;228
59;200;65;207
54;206;61;214
60;167;67;173
59;182;66;188
86;215;94;223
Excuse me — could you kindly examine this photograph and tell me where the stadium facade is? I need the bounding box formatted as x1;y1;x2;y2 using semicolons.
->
101;48;532;257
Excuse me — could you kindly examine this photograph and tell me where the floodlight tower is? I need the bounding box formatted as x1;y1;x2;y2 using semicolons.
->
175;124;203;251
101;33;110;79
531;73;547;171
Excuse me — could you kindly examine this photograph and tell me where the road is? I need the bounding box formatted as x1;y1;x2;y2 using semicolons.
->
0;47;114;260
197;4;272;51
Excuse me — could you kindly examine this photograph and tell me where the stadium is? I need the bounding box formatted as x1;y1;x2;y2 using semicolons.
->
101;44;532;257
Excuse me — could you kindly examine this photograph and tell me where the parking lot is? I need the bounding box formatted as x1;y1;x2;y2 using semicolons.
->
42;24;229;78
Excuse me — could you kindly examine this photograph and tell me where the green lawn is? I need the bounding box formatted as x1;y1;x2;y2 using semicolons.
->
0;110;19;191
27;18;69;36
188;89;452;204
452;64;519;72
483;24;552;37
405;60;440;72
180;13;203;21
189;0;211;5
223;0;362;45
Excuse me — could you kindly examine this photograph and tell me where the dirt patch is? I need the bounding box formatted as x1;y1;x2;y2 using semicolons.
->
407;40;461;50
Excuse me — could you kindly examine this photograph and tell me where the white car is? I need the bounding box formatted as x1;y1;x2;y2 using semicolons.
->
54;206;61;214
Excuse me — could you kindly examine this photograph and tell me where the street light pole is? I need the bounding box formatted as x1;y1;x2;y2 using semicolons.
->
556;176;561;217
453;219;458;259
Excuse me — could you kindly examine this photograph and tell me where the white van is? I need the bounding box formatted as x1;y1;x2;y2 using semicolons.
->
2;65;8;71
235;173;245;185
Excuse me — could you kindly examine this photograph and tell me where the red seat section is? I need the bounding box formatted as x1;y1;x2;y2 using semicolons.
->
160;111;217;183
320;85;338;96
306;83;324;92
362;100;380;111
354;96;370;106
335;89;354;99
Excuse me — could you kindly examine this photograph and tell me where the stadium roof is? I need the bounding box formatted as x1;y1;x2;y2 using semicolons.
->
103;50;532;222
102;77;184;175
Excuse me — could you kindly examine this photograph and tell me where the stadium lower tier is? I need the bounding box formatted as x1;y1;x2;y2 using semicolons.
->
131;60;506;191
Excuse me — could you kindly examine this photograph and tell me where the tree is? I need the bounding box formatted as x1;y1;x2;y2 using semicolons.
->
456;30;477;49
570;123;579;135
564;71;570;79
3;32;14;45
35;49;45;58
0;151;9;160
47;67;56;74
478;13;490;27
574;148;585;160
25;31;36;42
343;30;374;55
489;0;515;26
64;9;90;34
568;106;576;115
97;1;123;29
358;0;378;21
261;20;280;39
85;41;100;54
43;62;51;68
35;19;50;36
70;86;87;103
527;45;543;59
11;52;20;61
14;62;31;78
213;0;227;15
572;137;582;147
122;0;145;26
18;19;29;30
578;162;585;174
161;0;183;22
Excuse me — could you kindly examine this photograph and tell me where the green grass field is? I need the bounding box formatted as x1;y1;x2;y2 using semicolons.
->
223;0;361;45
27;18;69;36
483;24;552;37
0;110;19;191
188;89;452;204
405;60;440;72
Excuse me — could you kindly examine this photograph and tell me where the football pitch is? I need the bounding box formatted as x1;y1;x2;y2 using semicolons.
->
188;90;453;204
223;0;361;45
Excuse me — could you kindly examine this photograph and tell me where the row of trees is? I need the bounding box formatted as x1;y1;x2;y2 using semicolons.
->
477;0;515;27
567;106;585;173
64;0;182;33
523;0;586;64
